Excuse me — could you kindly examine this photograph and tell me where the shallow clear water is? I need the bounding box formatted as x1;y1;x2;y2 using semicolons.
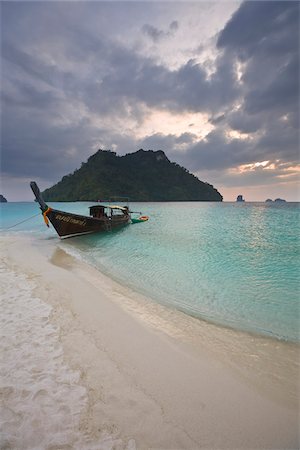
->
1;201;299;342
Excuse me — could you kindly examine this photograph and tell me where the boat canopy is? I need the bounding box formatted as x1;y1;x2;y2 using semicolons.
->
89;205;128;219
107;205;128;211
90;205;127;211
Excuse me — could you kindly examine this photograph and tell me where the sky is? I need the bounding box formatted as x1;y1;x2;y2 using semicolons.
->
1;1;299;201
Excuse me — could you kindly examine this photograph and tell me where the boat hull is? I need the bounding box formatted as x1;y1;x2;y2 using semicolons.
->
47;208;130;238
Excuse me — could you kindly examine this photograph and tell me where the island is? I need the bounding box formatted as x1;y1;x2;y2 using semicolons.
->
265;198;287;203
236;195;245;202
42;149;223;202
0;195;7;203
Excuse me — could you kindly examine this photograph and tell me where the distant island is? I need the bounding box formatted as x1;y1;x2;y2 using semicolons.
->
265;198;286;203
0;195;7;203
42;149;223;202
236;195;245;202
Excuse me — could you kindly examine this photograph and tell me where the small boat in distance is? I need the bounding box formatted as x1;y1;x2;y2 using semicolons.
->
30;182;148;239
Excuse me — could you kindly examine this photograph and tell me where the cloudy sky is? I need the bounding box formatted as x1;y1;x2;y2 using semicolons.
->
1;1;299;201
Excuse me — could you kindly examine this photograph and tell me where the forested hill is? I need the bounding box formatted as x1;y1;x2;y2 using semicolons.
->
42;149;223;202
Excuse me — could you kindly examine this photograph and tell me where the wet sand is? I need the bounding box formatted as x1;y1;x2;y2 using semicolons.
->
1;235;299;449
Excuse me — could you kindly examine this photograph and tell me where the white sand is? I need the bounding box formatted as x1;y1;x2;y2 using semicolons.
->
1;235;299;449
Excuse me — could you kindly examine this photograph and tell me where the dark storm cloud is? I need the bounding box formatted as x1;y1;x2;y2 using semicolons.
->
217;2;298;59
2;42;64;89
96;53;239;115
216;1;299;140
226;111;260;134
142;24;165;43
1;2;240;187
183;0;300;192
139;132;197;153
244;58;298;115
168;129;250;172
3;23;232;120
170;111;299;174
142;20;179;42
1;1;299;200
1;104;100;181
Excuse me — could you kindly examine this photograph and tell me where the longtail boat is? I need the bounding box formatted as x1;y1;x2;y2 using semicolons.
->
30;181;147;239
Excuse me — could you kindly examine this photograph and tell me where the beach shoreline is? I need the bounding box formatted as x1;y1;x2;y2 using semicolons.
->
1;234;299;449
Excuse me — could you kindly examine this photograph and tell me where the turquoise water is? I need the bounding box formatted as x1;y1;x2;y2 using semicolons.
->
1;201;299;342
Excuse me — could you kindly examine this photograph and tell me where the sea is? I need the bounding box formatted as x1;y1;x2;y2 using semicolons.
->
1;200;299;343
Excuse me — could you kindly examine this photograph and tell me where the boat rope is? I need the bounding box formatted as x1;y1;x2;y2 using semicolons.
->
0;212;41;230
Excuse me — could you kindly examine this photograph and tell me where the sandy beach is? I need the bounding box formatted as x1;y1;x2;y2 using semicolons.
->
1;234;299;449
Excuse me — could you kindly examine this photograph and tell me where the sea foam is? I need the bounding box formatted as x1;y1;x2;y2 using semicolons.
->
0;263;134;450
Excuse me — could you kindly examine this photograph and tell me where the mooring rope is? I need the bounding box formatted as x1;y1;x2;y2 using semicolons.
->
0;213;40;230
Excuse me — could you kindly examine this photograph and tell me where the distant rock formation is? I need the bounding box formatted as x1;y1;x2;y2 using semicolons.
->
236;195;245;202
43;149;223;202
266;198;287;203
0;195;7;203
